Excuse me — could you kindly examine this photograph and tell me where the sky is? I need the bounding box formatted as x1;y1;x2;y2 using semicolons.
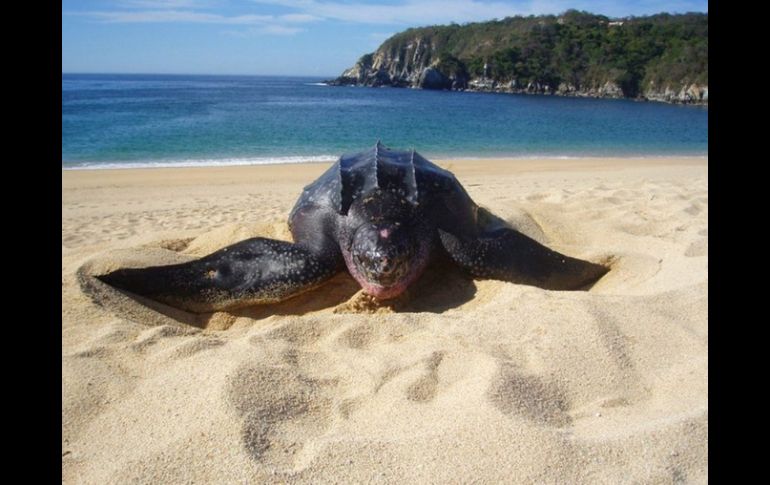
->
62;0;709;77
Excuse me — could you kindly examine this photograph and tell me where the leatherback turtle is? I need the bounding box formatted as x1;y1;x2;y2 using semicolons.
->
96;142;608;312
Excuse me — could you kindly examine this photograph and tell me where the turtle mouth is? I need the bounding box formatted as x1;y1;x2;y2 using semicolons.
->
344;250;422;300
357;279;411;300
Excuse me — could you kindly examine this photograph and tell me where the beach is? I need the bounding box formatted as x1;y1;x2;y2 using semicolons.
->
62;157;708;483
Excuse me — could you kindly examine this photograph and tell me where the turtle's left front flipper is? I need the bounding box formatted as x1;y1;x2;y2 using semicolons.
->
95;237;342;312
439;227;608;291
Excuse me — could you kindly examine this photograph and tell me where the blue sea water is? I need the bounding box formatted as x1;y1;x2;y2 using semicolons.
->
62;73;708;169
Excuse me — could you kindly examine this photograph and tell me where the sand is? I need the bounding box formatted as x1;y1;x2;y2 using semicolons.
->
62;157;708;484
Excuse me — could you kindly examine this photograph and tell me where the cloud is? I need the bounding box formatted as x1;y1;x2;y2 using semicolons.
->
70;0;321;31
279;13;321;23
251;0;526;25
118;0;214;9
250;0;708;25
258;24;305;34
79;10;275;24
223;24;305;37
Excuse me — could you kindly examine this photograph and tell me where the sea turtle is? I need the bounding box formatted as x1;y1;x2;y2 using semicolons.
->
94;142;608;312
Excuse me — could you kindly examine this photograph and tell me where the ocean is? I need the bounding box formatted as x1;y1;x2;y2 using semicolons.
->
62;73;708;169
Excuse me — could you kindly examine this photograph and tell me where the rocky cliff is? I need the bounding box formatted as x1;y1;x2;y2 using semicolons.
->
328;11;708;105
332;40;470;91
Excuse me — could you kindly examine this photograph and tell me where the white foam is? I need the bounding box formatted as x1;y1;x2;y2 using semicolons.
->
62;155;338;170
62;152;707;171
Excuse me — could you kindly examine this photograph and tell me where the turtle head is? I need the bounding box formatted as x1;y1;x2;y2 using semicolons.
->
345;220;430;299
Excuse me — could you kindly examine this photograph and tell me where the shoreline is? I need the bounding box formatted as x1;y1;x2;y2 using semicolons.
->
62;157;707;190
328;81;709;107
61;154;708;172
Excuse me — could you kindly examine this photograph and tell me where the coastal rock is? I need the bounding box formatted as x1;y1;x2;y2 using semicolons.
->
599;81;623;98
451;76;469;90
368;70;393;87
642;82;708;104
418;68;450;90
469;78;496;90
557;82;577;94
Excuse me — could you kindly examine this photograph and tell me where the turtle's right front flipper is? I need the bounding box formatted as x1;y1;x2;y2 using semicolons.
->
96;237;342;312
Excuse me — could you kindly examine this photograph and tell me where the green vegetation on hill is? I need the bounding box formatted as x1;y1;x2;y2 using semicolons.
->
341;10;707;102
